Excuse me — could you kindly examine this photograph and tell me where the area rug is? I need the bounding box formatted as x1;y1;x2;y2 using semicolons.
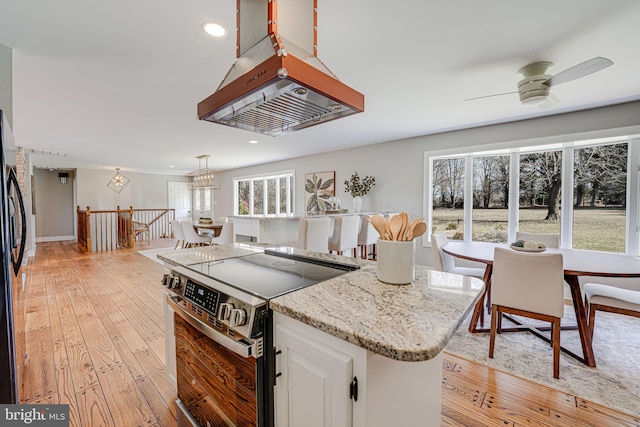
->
444;308;640;417
137;247;176;265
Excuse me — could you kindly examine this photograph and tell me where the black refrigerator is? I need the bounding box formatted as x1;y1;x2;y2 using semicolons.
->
0;109;27;403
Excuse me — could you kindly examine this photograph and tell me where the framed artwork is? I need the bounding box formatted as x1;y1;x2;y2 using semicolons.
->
305;171;335;212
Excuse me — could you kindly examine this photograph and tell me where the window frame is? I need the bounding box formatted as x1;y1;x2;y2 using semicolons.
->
424;136;640;256
233;170;295;217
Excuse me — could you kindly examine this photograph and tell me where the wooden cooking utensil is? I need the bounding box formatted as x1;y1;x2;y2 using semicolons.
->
401;212;410;241
389;214;403;241
411;221;427;239
368;215;388;240
406;218;421;240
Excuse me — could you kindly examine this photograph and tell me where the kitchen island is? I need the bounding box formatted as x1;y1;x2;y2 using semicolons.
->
158;244;483;427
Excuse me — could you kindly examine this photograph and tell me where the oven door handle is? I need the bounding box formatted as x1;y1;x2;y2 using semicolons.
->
166;294;256;358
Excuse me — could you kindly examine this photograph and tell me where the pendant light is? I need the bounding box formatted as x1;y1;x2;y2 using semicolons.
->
107;168;130;193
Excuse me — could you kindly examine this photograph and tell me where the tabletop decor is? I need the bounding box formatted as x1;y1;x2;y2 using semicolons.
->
305;171;335;212
344;172;375;212
368;212;427;284
510;239;547;252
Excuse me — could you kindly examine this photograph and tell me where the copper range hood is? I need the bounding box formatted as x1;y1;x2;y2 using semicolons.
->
197;0;364;136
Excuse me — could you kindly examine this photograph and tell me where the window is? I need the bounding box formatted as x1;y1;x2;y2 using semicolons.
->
518;150;562;236
234;171;295;216
432;157;465;239
426;137;638;255
472;155;509;242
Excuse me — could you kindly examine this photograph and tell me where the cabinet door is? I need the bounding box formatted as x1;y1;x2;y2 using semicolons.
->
275;324;353;427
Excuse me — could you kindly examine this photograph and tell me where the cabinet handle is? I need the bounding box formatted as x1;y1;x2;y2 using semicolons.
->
350;376;358;402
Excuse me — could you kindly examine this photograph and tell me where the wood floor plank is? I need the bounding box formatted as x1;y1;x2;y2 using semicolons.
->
95;363;157;427
76;385;115;427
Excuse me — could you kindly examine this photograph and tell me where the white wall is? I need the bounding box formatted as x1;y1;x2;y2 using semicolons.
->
76;168;185;210
0;44;12;125
214;100;640;267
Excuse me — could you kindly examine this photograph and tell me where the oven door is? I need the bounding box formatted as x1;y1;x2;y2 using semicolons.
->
168;294;273;427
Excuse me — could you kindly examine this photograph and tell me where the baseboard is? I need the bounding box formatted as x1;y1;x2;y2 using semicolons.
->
36;235;76;242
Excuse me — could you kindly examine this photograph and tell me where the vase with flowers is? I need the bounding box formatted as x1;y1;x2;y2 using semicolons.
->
344;172;375;212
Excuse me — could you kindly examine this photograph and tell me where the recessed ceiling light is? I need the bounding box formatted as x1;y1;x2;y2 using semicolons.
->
249;140;259;144
202;22;227;38
169;165;175;168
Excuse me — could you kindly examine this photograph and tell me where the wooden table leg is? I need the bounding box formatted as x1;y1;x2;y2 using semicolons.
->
469;264;493;333
565;274;597;367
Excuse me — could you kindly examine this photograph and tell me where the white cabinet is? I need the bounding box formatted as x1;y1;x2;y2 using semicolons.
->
273;312;444;427
274;313;366;427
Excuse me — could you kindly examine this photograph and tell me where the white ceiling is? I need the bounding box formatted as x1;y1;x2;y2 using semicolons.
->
1;0;640;175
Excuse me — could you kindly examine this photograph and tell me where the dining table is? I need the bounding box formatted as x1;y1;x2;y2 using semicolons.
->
193;221;223;237
442;241;640;367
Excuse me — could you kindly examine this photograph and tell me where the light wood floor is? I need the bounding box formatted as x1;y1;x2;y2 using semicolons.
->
14;241;639;426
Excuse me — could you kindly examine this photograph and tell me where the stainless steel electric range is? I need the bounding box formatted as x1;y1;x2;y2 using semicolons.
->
163;249;359;427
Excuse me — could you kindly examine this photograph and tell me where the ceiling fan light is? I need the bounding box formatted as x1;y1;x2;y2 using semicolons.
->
520;94;548;105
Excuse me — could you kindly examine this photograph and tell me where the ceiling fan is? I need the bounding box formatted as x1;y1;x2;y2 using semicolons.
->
465;57;614;109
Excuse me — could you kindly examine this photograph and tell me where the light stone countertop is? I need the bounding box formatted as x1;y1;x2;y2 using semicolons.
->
157;244;484;362
269;253;484;362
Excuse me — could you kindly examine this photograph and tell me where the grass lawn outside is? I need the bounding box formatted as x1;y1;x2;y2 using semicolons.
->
432;207;626;253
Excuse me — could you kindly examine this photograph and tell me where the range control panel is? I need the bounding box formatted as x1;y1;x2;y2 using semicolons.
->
163;270;267;340
183;279;220;316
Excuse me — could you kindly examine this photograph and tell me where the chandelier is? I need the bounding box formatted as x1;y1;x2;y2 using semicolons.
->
106;168;130;193
186;155;222;190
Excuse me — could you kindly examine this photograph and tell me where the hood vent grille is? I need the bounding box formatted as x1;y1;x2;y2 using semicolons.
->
197;0;364;136
231;93;332;135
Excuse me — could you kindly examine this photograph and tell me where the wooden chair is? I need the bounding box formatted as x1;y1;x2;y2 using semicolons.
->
132;218;150;245
584;283;640;338
515;231;560;248
490;248;565;379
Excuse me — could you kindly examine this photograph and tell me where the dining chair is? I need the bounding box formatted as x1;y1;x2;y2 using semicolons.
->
181;221;212;248
132;218;150;245
329;215;361;257
211;221;235;245
584;283;640;338
431;232;484;279
357;214;378;260
515;231;560;248
170;220;186;249
296;217;331;253
489;248;565;379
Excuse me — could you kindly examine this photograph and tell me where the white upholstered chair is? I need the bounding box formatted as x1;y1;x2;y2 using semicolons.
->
181;221;212;247
490;248;565;379
171;220;186;249
329;215;361;257
357;214;378;260
211;221;235;245
584;283;640;338
515;231;560;248
431;232;484;279
296;217;331;253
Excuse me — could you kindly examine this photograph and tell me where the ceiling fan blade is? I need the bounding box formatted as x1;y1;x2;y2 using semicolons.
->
545;57;613;87
464;91;518;102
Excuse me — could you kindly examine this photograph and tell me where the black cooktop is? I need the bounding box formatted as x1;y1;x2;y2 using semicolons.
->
184;250;359;300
